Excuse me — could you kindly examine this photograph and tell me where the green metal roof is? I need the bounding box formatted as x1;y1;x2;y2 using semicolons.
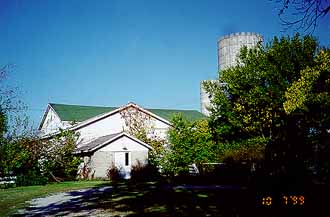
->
50;103;117;122
49;103;206;123
147;108;206;122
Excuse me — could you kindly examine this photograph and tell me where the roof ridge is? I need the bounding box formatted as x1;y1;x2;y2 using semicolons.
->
50;102;201;112
147;108;199;112
47;102;205;123
50;103;117;108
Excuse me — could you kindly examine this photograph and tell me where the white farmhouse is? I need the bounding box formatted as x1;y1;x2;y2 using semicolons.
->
39;102;205;178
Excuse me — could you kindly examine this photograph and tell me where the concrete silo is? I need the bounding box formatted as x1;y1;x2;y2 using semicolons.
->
200;80;214;116
218;32;263;71
200;32;263;116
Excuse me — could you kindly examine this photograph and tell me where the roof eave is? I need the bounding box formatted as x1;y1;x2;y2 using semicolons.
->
81;132;153;153
38;103;65;131
38;105;51;130
70;102;173;131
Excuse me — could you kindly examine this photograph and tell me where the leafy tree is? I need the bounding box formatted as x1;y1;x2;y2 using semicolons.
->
0;138;27;175
0;128;81;182
204;34;327;181
40;129;81;181
0;65;32;176
119;107;216;176
0;66;80;183
162;114;217;175
0;135;45;181
0;65;27;135
120;106;166;169
284;49;330;182
0;106;6;144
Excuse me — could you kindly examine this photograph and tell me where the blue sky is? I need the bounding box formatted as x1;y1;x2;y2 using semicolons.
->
0;0;329;127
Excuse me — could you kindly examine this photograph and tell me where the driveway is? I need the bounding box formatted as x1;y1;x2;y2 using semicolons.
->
15;186;113;217
14;184;250;217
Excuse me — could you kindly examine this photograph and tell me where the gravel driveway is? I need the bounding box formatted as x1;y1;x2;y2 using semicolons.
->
15;186;113;217
14;184;248;216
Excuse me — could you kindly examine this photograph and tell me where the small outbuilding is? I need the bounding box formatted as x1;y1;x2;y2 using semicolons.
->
75;132;152;179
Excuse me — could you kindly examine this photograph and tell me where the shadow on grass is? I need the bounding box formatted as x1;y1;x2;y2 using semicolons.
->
13;180;330;217
13;181;255;217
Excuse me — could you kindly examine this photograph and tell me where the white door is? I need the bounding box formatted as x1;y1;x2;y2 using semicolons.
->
114;152;131;179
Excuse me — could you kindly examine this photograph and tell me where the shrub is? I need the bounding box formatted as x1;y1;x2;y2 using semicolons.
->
16;172;47;186
131;160;159;182
106;163;122;181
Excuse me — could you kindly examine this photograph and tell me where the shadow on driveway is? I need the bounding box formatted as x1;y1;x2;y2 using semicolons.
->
14;182;320;217
13;182;257;217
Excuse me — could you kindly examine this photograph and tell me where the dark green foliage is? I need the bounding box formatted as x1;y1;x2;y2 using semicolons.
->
284;49;330;182
199;162;251;185
16;173;48;187
0;135;44;178
204;34;329;182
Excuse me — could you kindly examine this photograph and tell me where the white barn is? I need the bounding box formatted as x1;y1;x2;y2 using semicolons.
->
39;102;205;178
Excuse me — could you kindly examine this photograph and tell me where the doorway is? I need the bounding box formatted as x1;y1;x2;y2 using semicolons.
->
114;152;131;179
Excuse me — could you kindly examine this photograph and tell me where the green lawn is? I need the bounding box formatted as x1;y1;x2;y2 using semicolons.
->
0;180;108;216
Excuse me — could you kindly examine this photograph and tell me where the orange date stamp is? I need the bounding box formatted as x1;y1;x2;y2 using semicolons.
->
261;195;305;206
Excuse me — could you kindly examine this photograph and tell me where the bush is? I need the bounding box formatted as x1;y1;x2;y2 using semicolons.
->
106;163;122;181
16;173;47;186
198;161;251;185
131;160;159;182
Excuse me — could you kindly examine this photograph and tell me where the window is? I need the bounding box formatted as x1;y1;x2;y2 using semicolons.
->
125;152;129;166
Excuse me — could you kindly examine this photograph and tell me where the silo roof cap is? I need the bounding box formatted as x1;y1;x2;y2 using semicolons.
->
218;32;263;42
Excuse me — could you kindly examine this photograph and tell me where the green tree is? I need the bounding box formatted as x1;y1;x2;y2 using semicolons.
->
120;107;166;169
0;65;32;176
0;66;81;183
0;106;6;144
0;136;44;179
284;49;330;182
204;34;327;180
41;129;81;181
162;114;216;175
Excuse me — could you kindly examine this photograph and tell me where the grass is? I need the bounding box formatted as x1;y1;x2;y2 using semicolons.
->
0;180;108;216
